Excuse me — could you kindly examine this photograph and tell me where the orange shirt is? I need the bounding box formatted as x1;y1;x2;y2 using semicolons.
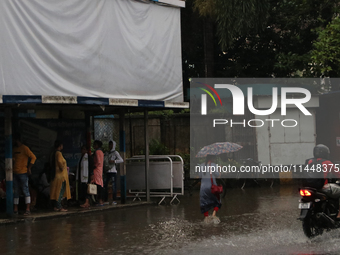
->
13;144;36;174
93;149;104;187
307;158;340;184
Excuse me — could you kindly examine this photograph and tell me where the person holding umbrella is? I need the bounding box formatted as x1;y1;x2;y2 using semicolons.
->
196;142;243;223
199;154;221;223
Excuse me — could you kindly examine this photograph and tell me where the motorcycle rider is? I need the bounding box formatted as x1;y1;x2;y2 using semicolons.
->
305;144;340;219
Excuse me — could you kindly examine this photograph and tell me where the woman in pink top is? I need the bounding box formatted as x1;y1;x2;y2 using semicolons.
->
92;140;104;206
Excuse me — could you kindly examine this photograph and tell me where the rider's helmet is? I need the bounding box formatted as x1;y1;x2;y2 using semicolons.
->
313;144;330;159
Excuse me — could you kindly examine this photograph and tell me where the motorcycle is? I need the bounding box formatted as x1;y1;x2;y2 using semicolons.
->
298;185;340;238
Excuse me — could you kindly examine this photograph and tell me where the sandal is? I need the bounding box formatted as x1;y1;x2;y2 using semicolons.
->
23;210;31;216
59;208;68;212
54;208;60;212
80;204;90;208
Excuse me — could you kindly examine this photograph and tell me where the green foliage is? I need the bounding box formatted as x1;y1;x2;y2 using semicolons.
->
127;110;174;118
312;17;340;78
177;152;191;177
149;110;174;117
139;139;169;155
193;0;270;49
193;0;216;17
149;139;170;155
270;0;338;78
215;0;270;50
183;0;340;80
208;106;230;115
179;108;190;114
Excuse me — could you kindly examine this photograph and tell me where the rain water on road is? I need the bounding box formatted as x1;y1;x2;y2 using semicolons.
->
2;185;340;255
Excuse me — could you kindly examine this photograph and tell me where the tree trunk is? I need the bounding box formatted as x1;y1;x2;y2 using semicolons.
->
203;18;215;77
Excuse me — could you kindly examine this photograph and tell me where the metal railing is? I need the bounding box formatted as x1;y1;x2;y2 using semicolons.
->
126;155;184;205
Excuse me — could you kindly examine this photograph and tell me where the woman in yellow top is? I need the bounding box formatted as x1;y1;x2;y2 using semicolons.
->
50;140;71;212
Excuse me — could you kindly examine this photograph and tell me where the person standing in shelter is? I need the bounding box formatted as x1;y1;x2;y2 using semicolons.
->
13;135;37;216
104;140;123;205
76;145;91;204
92;140;104;206
50;140;71;212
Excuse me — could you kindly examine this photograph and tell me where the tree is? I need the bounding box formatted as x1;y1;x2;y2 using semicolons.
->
193;0;270;50
312;17;340;78
181;0;205;98
269;0;338;77
191;0;269;78
182;0;339;79
217;0;339;78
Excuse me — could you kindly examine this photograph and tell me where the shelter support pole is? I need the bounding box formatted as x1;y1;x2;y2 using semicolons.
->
85;112;92;156
144;109;150;202
84;112;92;202
5;108;13;216
119;111;126;204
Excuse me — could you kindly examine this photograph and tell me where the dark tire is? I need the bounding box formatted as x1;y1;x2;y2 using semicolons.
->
302;217;323;238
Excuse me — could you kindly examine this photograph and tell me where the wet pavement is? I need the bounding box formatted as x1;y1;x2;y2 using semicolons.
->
2;185;340;255
0;201;152;225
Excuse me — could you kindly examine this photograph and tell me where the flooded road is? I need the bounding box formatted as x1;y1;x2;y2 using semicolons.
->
2;185;340;255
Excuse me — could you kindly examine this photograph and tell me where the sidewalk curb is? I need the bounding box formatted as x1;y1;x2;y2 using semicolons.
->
0;201;154;226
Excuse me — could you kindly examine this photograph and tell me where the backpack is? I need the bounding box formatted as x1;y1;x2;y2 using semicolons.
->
302;158;326;189
103;150;116;173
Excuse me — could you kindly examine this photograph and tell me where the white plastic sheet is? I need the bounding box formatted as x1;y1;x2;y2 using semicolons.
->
0;0;183;102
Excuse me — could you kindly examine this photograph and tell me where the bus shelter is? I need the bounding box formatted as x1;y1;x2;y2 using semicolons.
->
0;0;187;215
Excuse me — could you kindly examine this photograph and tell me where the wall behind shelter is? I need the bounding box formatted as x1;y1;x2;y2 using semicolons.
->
94;114;191;157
